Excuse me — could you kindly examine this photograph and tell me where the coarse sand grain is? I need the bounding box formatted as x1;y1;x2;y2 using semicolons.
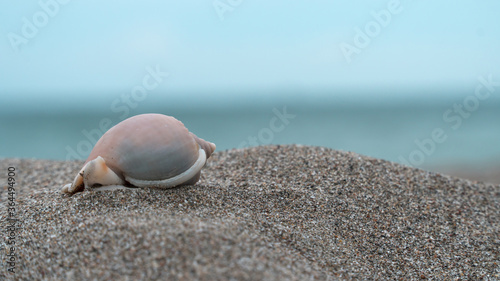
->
0;145;499;280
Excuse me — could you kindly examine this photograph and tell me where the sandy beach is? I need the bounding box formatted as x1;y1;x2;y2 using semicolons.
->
1;145;498;280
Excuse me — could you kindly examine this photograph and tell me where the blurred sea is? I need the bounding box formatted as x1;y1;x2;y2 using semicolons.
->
1;92;499;174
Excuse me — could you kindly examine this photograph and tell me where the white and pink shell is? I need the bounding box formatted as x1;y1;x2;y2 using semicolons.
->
61;114;216;195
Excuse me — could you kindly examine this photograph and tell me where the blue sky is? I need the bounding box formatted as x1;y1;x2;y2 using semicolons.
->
1;0;499;105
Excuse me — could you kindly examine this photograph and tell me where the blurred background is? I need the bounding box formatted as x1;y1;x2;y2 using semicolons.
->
1;0;499;183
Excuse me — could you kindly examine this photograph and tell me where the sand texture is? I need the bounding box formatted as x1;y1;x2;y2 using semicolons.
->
0;145;499;280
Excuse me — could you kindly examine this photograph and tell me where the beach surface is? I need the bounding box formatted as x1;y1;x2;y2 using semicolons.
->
1;145;499;280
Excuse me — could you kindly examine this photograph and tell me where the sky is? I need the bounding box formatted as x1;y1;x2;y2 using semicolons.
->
0;1;499;164
0;0;499;106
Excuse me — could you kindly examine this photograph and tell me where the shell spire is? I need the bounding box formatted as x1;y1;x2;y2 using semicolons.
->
191;133;216;159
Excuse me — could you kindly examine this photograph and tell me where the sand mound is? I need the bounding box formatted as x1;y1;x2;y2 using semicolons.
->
1;145;498;280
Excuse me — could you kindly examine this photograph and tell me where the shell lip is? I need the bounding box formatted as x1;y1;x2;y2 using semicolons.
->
124;148;206;188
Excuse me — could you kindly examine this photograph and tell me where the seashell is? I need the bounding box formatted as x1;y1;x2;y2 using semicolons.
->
61;113;216;195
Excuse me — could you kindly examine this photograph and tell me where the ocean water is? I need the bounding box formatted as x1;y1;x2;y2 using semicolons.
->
1;94;499;172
